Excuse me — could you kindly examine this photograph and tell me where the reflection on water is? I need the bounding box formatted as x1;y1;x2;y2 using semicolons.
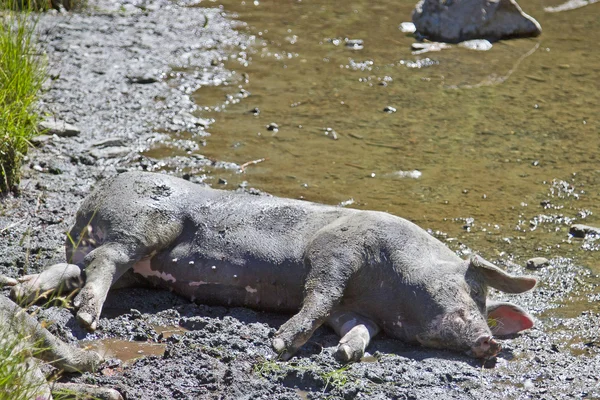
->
144;1;600;300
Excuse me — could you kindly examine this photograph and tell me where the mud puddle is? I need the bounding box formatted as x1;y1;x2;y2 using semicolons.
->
84;338;167;364
83;325;188;363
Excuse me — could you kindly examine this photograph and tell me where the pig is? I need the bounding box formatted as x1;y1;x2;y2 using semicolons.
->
12;171;537;362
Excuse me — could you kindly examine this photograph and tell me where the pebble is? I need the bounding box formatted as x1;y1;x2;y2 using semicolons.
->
393;170;422;179
399;22;416;33
345;39;364;50
458;39;493;51
126;74;158;84
526;257;549;270
89;147;131;159
383;106;397;113
266;122;279;131
30;134;53;146
91;137;127;148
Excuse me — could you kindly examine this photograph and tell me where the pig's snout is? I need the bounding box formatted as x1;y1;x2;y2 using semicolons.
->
469;335;501;358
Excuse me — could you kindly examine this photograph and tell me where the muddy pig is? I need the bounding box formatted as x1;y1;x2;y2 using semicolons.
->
12;171;537;361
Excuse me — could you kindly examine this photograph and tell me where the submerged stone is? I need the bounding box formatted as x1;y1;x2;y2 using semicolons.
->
526;257;549;270
458;39;493;51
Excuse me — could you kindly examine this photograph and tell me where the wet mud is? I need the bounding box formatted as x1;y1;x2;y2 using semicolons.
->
0;0;599;398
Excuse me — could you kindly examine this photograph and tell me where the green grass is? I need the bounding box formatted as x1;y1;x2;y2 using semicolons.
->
0;308;48;400
0;1;45;195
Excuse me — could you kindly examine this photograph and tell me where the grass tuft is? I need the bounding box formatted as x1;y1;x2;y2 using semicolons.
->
0;307;48;400
0;0;45;195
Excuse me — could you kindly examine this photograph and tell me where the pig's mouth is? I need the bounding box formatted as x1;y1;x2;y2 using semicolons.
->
466;335;501;358
416;333;502;359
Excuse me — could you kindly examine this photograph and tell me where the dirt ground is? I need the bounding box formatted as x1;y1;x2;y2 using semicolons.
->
0;0;599;398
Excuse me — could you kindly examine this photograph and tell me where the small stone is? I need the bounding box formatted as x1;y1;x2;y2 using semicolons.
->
458;39;493;51
383;106;397;113
89;147;130;159
218;178;227;185
127;74;158;84
30;135;53;146
249;107;260;116
323;127;338;140
91;137;126;148
570;224;600;238
523;379;535;390
399;22;417;33
526;257;549;270
345;39;364;50
266;122;279;131
38;119;80;137
393;170;422;179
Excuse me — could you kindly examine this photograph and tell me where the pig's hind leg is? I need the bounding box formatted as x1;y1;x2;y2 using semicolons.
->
10;263;83;305
328;311;380;362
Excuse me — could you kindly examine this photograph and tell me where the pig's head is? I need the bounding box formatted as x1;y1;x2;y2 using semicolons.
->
414;255;536;358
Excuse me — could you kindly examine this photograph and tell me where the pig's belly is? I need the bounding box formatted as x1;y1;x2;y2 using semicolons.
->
132;254;306;313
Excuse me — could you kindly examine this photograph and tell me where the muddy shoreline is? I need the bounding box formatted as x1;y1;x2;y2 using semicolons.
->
0;0;599;398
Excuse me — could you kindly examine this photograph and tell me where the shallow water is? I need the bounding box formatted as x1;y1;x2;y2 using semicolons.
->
147;1;599;307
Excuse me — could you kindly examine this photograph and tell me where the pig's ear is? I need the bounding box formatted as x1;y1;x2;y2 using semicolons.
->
487;300;534;335
469;255;537;293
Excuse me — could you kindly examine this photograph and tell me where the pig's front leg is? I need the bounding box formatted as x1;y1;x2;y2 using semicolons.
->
73;242;140;331
272;238;361;360
328;311;380;362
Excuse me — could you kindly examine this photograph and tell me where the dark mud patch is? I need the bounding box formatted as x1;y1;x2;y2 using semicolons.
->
0;0;599;399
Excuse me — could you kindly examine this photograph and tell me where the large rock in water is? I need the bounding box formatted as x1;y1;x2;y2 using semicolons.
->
412;0;542;43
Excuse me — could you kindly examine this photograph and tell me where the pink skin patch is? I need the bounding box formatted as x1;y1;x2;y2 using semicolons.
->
132;259;177;283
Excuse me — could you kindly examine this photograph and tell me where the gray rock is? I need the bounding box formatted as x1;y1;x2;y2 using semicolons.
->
91;137;127;148
30;134;53;146
569;224;600;238
526;257;549;270
89;147;131;159
38;119;80;137
412;0;542;43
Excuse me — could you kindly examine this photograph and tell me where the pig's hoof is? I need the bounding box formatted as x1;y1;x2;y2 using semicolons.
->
272;338;295;360
272;338;286;353
335;344;354;362
77;311;97;331
0;275;18;286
